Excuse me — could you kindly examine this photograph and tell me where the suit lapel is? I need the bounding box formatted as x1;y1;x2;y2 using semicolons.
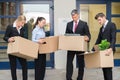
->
13;27;20;35
71;21;74;33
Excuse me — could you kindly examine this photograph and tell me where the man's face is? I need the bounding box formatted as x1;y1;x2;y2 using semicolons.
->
72;14;79;22
97;17;106;25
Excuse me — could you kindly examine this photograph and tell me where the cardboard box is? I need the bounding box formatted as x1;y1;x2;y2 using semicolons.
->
59;36;87;51
7;36;39;59
84;50;114;68
39;36;59;54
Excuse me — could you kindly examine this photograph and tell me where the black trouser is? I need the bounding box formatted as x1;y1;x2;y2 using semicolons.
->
8;55;27;80
102;51;114;80
102;67;113;80
66;51;84;80
35;54;46;80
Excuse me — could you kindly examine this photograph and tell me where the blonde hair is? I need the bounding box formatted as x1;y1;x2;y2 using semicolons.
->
16;15;26;22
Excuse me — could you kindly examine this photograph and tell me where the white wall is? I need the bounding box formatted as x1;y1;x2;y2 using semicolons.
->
54;0;76;69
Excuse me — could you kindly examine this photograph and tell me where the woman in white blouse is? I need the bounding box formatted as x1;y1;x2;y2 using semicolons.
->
32;17;46;80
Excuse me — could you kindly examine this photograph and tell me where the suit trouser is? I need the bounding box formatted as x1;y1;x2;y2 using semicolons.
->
35;54;46;80
8;55;27;80
102;67;113;80
102;51;114;80
66;51;84;80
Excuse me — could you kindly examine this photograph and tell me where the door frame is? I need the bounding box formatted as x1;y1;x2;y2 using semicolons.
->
76;0;120;66
20;0;54;68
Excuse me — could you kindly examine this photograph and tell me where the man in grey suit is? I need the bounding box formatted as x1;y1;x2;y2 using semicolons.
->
94;12;116;80
65;9;91;80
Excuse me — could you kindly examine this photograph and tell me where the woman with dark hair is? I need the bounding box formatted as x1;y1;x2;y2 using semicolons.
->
32;17;46;80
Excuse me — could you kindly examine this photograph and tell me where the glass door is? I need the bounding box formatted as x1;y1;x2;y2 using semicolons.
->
77;0;120;66
21;1;54;68
79;4;106;51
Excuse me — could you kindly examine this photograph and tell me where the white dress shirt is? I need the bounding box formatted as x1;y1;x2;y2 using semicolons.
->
102;20;108;32
13;21;22;34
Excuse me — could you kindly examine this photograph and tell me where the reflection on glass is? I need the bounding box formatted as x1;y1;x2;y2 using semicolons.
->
112;2;120;14
22;4;50;31
0;2;16;15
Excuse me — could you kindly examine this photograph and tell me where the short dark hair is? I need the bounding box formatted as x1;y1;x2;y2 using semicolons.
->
95;13;105;20
71;9;79;15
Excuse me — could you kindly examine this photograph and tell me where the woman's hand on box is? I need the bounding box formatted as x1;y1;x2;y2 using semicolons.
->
38;39;45;44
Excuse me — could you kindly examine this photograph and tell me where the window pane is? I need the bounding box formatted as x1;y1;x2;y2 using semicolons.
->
22;4;50;32
116;32;120;45
0;18;16;31
116;47;120;53
112;18;120;30
112;2;120;14
0;2;16;16
80;4;106;50
114;52;120;59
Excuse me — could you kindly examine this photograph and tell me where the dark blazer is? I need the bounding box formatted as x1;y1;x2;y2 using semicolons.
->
3;24;24;42
65;20;91;41
95;21;116;51
22;23;28;39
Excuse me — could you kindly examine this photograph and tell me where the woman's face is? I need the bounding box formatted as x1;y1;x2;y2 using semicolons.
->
17;20;25;27
38;19;46;28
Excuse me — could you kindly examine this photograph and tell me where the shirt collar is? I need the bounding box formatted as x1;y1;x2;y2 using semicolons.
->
36;25;44;30
13;21;22;29
74;19;79;24
104;20;108;28
36;25;41;29
13;21;16;28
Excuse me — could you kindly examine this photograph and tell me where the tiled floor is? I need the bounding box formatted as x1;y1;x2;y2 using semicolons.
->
0;67;120;80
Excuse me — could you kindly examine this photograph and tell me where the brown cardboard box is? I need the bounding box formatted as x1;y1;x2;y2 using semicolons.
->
7;36;39;59
84;50;114;68
39;36;59;54
59;36;87;51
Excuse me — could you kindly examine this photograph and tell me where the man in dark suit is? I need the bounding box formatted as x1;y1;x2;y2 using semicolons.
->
65;9;91;80
3;15;28;80
94;13;116;80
